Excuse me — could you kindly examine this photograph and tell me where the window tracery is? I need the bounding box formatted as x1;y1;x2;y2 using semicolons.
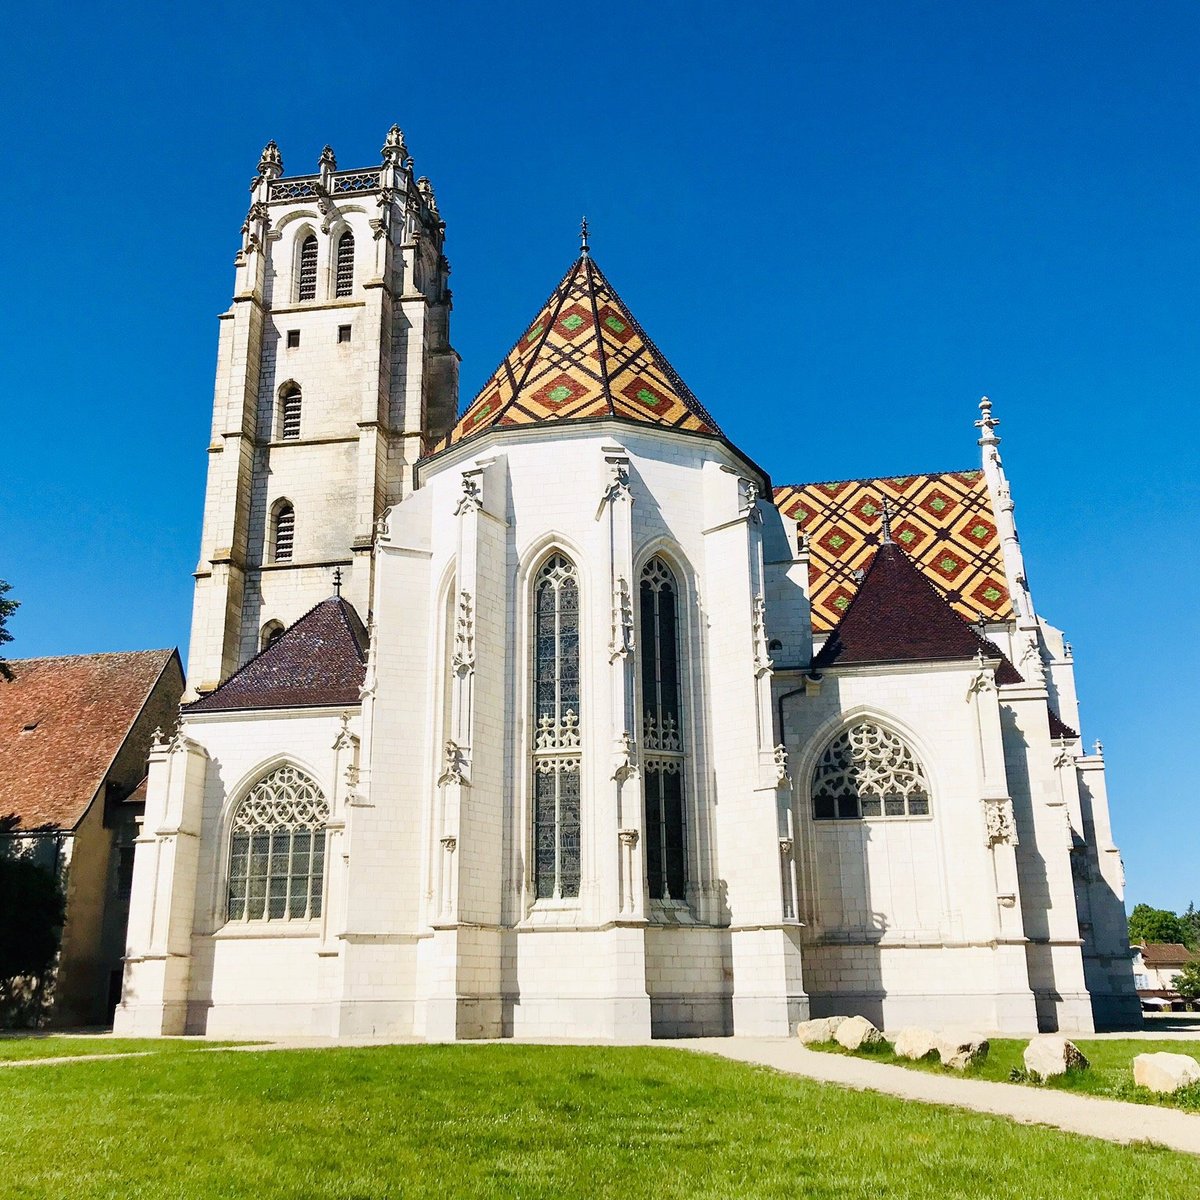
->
227;765;328;921
532;553;581;900
640;557;686;901
811;721;931;820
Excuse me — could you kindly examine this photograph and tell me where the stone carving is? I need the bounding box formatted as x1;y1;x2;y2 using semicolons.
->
966;649;996;699
454;473;483;515
983;797;1018;847
452;590;475;675
535;710;581;751
642;713;680;753
738;477;762;523
1052;748;1075;770
438;739;469;787
1024;1036;1089;1079
1019;632;1046;685
617;827;639;847
772;744;790;787
417;176;439;215
612;731;638;784
600;460;633;508
1133;1052;1200;1094
609;576;635;662
257;140;283;179
439;833;457;853
319;145;337;173
752;595;773;677
381;124;409;168
778;836;793;858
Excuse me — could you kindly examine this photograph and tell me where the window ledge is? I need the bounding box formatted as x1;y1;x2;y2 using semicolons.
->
213;920;322;940
521;902;584;928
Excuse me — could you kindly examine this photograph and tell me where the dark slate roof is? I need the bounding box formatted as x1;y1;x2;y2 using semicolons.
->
1048;708;1079;741
187;597;368;713
0;649;179;830
813;541;1023;683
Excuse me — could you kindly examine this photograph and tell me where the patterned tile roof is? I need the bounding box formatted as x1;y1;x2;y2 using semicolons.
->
773;470;1014;633
812;541;1023;682
428;254;721;453
187;597;367;713
0;649;179;831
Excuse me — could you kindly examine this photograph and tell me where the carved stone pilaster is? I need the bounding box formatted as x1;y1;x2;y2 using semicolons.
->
452;590;475;676
752;594;773;677
609;577;635;662
983;796;1018;847
438;739;470;787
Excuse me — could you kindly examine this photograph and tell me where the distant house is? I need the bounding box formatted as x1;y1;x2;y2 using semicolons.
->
1132;943;1197;1010
0;650;184;1026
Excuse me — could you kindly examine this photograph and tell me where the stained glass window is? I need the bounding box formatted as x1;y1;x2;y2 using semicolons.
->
227;765;328;921
297;234;318;301
641;557;687;901
811;722;931;820
532;554;581;899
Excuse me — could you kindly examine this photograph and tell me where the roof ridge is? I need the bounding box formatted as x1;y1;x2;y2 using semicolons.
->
582;256;616;416
7;648;176;665
775;467;981;493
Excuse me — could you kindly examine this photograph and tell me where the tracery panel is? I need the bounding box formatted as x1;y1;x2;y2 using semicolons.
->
811;721;931;820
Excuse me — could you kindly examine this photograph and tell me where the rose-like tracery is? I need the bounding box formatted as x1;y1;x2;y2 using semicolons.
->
811;722;931;820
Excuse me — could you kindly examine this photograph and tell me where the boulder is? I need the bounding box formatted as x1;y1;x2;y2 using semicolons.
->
893;1027;940;1061
794;1016;847;1044
834;1015;885;1051
1023;1036;1089;1079
938;1036;989;1070
1133;1052;1200;1094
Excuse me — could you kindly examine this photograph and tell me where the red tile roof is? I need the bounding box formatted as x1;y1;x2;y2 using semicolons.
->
1136;943;1197;968
0;649;178;831
187;597;368;713
812;541;1023;682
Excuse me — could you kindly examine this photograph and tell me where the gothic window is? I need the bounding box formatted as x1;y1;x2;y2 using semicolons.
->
531;553;581;900
640;557;687;902
297;234;318;301
811;721;931;820
335;231;354;297
272;502;295;563
280;383;302;440
227;765;329;922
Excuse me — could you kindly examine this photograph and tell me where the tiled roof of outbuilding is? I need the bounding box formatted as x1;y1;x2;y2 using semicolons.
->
1136;943;1196;968
186;596;368;713
813;540;1022;682
0;649;178;831
427;253;721;453
774;470;1013;633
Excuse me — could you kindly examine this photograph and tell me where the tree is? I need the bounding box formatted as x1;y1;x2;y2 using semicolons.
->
0;579;17;682
0;854;65;1025
1182;903;1200;950
1175;961;1200;1009
1128;903;1191;947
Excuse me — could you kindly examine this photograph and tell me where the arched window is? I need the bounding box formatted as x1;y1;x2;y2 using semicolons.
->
640;557;686;902
811;721;931;820
297;234;318;301
272;502;295;563
260;620;285;652
532;553;581;900
335;231;354;297
227;765;328;921
279;383;302;440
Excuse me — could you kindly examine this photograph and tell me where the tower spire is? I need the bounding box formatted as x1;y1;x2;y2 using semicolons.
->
580;216;590;257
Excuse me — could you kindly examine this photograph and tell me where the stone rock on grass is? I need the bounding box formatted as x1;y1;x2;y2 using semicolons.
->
1133;1052;1200;1094
1023;1036;1089;1079
834;1015;885;1051
893;1027;940;1061
938;1037;989;1070
794;1016;847;1044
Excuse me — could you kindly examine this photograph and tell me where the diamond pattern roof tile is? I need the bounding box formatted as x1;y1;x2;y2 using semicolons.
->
428;254;721;453
186;597;368;713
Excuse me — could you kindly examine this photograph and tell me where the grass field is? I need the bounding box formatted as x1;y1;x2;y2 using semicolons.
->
812;1037;1200;1111
0;1035;244;1061
1;1044;1197;1198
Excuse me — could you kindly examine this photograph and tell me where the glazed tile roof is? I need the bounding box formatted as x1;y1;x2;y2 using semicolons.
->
428;253;721;453
187;596;367;713
773;470;1014;633
0;649;178;831
812;540;1022;683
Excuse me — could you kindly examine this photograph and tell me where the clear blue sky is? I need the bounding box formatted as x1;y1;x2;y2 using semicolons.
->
2;2;1196;911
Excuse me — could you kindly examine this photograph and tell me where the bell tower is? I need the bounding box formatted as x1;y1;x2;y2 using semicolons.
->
186;128;458;696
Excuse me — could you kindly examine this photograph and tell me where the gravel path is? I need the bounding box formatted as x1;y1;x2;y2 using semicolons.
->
676;1037;1200;1155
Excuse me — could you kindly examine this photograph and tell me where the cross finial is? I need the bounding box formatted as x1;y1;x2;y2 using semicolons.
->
975;395;1001;447
880;498;894;545
580;216;590;257
333;567;343;597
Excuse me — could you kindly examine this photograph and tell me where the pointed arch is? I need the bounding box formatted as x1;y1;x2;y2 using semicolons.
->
278;381;302;441
809;719;932;820
271;499;295;563
296;232;318;301
335;230;355;297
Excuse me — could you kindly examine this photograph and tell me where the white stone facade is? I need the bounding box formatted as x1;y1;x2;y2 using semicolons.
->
115;136;1139;1041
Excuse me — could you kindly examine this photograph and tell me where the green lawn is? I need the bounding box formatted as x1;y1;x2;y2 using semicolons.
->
812;1037;1200;1112
0;1045;1197;1198
0;1035;242;1061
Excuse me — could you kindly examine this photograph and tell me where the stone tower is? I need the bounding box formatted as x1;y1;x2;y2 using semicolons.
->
186;129;458;696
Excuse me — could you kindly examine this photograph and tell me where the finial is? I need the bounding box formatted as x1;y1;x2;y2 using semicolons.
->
257;140;283;180
1093;738;1103;756
417;176;438;214
975;395;1001;447
580;216;590;257
880;498;894;545
333;567;343;597
381;124;409;167
319;145;337;172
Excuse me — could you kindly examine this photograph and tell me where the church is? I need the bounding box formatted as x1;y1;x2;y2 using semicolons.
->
114;129;1139;1042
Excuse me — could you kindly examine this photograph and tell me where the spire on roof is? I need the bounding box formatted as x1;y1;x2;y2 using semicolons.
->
879;497;894;545
426;253;722;454
333;567;343;597
975;395;1001;448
